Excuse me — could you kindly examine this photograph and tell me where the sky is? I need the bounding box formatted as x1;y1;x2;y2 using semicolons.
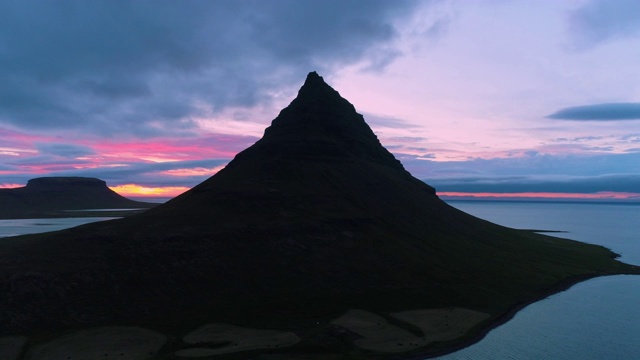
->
1;0;639;201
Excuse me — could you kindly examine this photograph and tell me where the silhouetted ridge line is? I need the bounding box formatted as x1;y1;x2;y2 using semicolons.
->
26;176;108;190
0;72;633;360
0;176;155;219
228;71;422;188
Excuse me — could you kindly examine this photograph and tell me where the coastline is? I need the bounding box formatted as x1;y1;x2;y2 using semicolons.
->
4;212;638;359
0;208;151;220
403;268;640;360
4;228;638;359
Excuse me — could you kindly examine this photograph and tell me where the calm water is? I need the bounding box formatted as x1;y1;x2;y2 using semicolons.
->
1;201;639;359
433;200;640;360
0;217;117;238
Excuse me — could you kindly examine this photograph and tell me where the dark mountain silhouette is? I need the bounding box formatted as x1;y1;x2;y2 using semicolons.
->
0;73;636;357
0;177;155;219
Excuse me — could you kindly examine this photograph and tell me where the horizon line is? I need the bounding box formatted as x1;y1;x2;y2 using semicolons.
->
438;191;640;201
3;182;639;202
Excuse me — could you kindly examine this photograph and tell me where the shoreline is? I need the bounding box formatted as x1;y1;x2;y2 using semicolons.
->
0;208;150;220
402;269;640;360
6;271;639;359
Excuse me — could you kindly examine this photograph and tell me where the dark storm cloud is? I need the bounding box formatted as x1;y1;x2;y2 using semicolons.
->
0;0;420;136
567;0;640;49
547;103;640;121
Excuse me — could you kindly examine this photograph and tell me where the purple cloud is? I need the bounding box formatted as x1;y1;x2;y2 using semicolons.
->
547;103;640;121
0;0;420;137
568;0;640;49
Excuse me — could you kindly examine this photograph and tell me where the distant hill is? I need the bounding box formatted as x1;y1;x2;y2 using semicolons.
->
0;73;636;358
0;177;155;219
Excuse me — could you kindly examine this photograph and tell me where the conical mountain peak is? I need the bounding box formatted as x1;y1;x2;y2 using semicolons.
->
242;72;412;175
299;71;329;92
0;71;632;358
294;71;347;107
269;71;361;130
165;71;435;217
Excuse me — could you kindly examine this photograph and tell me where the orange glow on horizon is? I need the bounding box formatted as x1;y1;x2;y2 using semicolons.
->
161;165;225;177
109;184;189;198
0;183;23;189
439;191;640;200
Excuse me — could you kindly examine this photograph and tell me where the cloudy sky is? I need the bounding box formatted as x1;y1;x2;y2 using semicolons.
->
1;0;639;200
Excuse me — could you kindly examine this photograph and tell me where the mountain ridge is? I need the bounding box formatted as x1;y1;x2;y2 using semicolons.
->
0;72;635;358
261;72;417;178
0;177;155;219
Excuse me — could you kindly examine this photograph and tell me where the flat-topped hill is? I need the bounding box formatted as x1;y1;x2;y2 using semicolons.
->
0;73;636;358
0;177;155;219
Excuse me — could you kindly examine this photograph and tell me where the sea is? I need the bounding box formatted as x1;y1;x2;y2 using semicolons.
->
0;217;118;238
432;200;640;360
1;201;639;359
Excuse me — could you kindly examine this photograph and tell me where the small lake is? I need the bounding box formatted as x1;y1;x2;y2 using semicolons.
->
433;200;640;360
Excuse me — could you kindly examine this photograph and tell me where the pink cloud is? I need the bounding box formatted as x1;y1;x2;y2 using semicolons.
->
0;127;257;183
160;165;225;177
90;134;258;163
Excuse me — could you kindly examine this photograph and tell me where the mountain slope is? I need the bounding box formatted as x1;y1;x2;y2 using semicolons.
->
0;73;635;357
0;177;155;219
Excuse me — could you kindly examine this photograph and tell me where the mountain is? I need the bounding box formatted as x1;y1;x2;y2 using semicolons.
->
0;73;636;358
0;177;155;219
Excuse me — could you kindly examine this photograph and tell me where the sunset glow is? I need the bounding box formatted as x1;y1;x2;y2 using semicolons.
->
0;183;22;189
1;1;639;200
161;166;225;177
109;185;190;198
